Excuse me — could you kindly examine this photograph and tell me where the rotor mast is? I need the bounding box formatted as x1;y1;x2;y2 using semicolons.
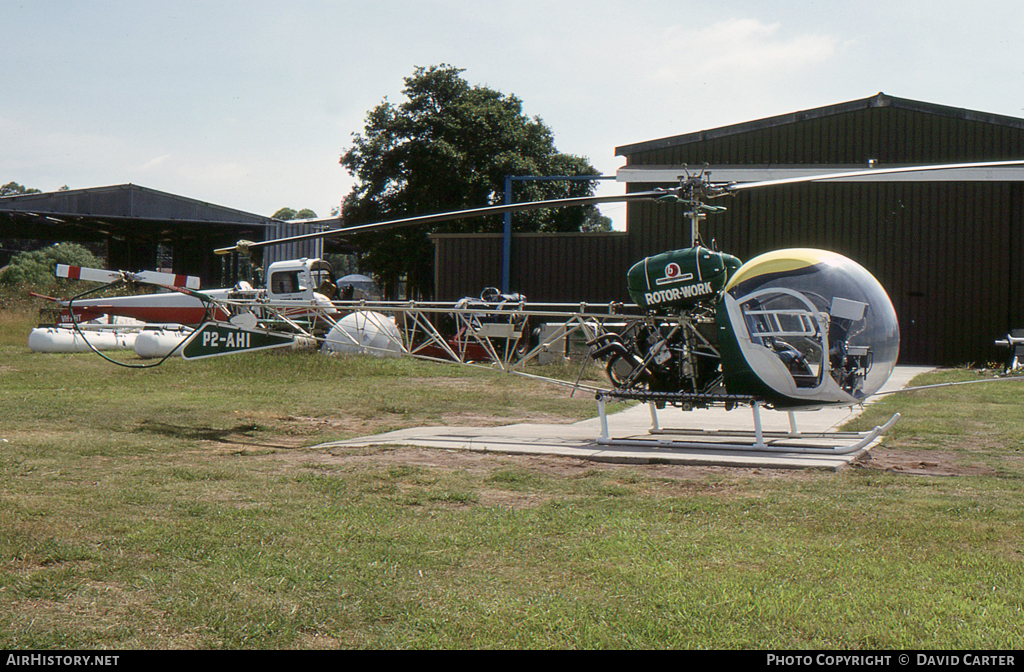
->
675;166;718;248
686;206;704;247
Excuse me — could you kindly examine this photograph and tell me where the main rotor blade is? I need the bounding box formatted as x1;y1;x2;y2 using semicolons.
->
214;191;665;255
722;159;1024;192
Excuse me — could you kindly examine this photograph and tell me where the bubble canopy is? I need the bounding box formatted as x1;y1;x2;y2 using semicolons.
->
718;249;900;406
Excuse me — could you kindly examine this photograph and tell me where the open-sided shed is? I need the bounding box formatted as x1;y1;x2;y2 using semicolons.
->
0;183;328;285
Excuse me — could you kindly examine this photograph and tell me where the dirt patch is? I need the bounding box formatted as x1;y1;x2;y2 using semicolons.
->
855;448;998;477
189;409;997;482
317;445;589;476
300;443;821;488
477;488;553;509
438;411;577;427
229;410;585;447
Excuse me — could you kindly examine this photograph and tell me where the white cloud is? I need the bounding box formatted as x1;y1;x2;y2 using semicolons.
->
649;18;842;80
140;155;172;171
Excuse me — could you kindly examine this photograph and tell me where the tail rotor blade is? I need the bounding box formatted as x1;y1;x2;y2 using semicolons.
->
56;264;122;284
132;271;202;290
56;264;201;289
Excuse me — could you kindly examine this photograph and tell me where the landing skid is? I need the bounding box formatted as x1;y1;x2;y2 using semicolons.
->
595;390;900;455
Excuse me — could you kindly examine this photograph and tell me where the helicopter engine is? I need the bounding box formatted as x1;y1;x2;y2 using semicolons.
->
589;312;723;395
589;245;741;395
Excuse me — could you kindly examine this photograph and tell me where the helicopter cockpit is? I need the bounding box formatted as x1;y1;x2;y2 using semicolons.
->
718;249;900;406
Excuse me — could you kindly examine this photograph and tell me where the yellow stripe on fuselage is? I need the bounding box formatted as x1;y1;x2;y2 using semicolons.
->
723;248;843;292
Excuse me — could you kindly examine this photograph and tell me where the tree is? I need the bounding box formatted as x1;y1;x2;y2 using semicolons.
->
272;207;318;220
340;65;601;298
0;182;41;197
0;243;103;287
581;209;613;232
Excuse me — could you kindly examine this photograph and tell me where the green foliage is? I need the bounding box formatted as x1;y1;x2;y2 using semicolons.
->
272;207;318;221
0;243;103;287
340;64;601;297
0;181;41;197
581;209;613;232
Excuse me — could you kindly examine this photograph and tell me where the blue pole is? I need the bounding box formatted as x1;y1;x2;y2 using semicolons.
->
502;174;512;293
500;174;614;294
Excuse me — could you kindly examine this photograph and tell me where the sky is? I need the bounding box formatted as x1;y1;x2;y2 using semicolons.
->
3;0;1023;230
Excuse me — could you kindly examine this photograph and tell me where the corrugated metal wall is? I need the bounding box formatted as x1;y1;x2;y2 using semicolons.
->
433;232;631;302
261;221;324;267
434;234;503;299
619;181;1021;365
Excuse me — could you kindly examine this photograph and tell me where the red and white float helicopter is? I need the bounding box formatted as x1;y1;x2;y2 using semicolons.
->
36;159;1024;453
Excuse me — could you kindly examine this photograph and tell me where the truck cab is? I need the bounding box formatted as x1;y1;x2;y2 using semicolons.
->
266;258;339;304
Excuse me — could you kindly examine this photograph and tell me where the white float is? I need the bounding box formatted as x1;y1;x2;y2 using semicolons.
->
28;326;137;353
321;311;405;357
29;317;193;358
133;327;194;359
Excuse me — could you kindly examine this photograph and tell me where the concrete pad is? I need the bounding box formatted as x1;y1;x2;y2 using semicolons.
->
316;366;932;471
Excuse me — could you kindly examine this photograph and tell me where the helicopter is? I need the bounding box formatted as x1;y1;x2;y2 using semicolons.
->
211;160;1024;403
46;159;1024;450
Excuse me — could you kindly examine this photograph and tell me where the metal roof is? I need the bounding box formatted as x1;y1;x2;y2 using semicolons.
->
0;183;273;228
615;93;1024;157
616;163;1024;184
0;183;309;283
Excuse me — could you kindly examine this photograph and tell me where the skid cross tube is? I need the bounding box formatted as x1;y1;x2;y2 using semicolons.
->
594;390;900;454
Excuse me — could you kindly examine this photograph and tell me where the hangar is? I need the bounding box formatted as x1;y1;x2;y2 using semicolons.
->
434;93;1024;366
0;183;330;284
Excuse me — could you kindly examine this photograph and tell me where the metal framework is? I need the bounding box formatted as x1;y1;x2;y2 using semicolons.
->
215;295;640;390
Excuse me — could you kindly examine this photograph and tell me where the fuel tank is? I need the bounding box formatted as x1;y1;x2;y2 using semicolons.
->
627;246;742;311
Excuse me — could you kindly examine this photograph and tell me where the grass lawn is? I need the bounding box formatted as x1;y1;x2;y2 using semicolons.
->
1;301;1022;648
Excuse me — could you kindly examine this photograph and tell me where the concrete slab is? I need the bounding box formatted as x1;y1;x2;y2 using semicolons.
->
315;366;932;470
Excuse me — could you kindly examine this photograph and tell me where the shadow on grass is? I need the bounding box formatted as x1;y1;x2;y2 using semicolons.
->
135;420;301;450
